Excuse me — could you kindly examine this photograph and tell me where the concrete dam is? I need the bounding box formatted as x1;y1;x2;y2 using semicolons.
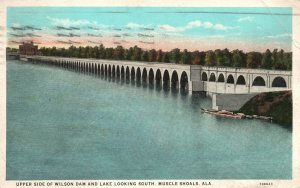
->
18;55;292;111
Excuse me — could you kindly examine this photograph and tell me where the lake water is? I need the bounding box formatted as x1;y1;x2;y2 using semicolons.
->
6;60;292;180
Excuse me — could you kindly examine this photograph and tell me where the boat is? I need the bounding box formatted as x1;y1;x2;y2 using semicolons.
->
236;113;246;118
258;116;273;121
201;108;245;119
245;115;253;119
252;115;259;119
201;108;273;122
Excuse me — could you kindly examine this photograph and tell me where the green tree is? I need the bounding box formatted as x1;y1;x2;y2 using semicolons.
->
94;46;100;58
222;48;232;67
37;43;292;71
105;48;114;59
124;47;134;60
79;46;86;58
148;49;157;62
274;49;285;70
141;51;149;62
113;46;124;60
98;44;106;59
181;49;191;64
214;49;224;66
86;46;94;58
191;50;201;65
283;52;292;70
246;52;262;68
60;48;67;57
68;46;76;57
162;52;170;63
156;50;163;62
132;46;142;61
271;49;278;69
50;47;57;56
232;49;246;67
205;50;216;66
199;51;206;65
261;49;272;69
170;48;181;63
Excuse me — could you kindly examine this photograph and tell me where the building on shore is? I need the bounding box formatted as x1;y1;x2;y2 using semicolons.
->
19;41;40;55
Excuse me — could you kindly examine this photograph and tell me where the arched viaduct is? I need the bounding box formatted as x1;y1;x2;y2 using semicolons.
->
190;66;292;110
25;56;292;95
191;66;292;94
22;55;292;111
29;56;192;91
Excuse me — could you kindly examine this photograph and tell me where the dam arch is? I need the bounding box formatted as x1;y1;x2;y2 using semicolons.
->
171;71;179;89
202;72;208;81
272;76;287;87
209;73;216;82
227;74;234;84
149;69;155;85
155;69;162;86
131;67;135;81
180;71;189;91
217;74;225;82
252;76;266;86
163;70;170;88
236;75;246;85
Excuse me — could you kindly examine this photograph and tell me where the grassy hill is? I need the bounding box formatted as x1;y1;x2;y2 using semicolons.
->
239;91;292;128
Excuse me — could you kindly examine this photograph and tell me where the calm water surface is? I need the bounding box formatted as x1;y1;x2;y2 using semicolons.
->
7;60;292;180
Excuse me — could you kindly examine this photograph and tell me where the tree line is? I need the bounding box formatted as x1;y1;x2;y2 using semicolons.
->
37;45;292;70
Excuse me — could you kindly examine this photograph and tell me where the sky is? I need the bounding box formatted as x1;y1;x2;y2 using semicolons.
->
7;7;293;52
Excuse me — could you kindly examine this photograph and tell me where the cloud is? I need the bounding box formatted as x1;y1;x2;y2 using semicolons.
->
47;16;94;26
186;20;201;29
158;20;237;32
214;24;239;31
203;22;213;28
214;24;227;31
238;16;254;22
125;22;155;30
264;33;292;39
126;22;143;29
159;20;202;32
158;24;185;32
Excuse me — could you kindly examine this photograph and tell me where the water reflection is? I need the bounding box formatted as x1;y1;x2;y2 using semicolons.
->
149;83;155;90
155;84;162;92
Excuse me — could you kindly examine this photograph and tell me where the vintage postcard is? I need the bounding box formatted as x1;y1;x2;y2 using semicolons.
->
1;0;300;187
